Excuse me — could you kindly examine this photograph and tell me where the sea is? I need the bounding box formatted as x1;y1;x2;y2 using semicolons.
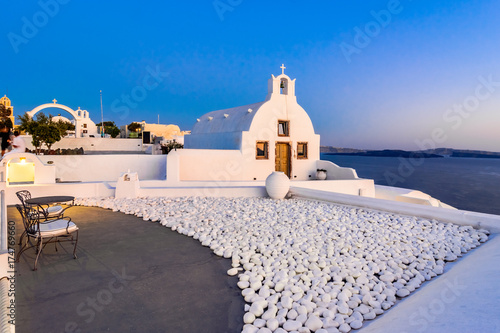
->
320;154;500;216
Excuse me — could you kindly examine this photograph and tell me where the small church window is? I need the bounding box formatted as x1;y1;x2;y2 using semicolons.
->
297;142;308;159
256;141;268;159
278;120;289;137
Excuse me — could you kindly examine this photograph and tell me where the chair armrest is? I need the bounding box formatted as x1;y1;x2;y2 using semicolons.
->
58;205;73;217
38;203;73;219
64;216;73;233
34;204;50;219
43;216;72;227
27;207;48;221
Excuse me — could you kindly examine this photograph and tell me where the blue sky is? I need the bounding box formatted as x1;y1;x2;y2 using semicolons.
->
2;0;499;151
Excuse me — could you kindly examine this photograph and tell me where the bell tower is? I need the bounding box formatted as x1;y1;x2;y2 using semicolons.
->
266;64;296;101
0;95;15;127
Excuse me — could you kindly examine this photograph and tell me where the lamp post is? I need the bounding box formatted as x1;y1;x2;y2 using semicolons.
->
100;90;104;137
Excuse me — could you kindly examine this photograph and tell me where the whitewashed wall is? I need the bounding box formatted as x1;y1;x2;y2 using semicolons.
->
3;153;55;184
171;149;247;181
166;149;360;182
292;179;375;197
6;182;115;205
167;149;321;182
38;155;166;182
21;136;143;152
316;160;358;180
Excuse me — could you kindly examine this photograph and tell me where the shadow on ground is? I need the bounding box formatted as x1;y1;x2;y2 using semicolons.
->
9;206;244;333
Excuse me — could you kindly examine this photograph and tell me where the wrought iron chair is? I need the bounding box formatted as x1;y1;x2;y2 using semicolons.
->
16;204;79;271
16;190;66;218
16;190;71;246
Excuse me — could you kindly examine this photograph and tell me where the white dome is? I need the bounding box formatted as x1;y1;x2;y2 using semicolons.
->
52;115;73;124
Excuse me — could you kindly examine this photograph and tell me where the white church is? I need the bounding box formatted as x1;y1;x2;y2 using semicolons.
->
180;66;324;181
26;100;98;138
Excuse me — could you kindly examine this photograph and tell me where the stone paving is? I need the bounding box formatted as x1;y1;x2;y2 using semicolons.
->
10;206;244;333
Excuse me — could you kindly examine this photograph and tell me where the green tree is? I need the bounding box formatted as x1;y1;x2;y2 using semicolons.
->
17;112;63;154
127;122;141;133
54;119;76;137
4;118;13;129
0;104;6;118
109;127;121;138
0;104;13;128
96;121;121;138
31;133;42;154
18;113;42;152
17;113;35;133
0;118;13;129
41;122;61;151
35;112;50;124
161;141;183;154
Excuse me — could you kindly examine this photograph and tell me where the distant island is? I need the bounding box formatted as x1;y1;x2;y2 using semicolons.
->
450;152;500;159
320;146;500;159
322;149;443;158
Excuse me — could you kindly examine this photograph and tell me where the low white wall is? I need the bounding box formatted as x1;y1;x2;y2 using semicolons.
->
374;185;410;200
138;185;266;198
7;180;266;205
6;182;115;205
22;136;143;152
375;185;455;209
135;180;267;197
38;155;167;182
291;187;500;233
292;179;375;197
316;160;358;180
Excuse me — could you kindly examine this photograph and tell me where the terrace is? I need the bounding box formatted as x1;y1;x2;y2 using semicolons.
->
9;205;244;332
8;196;500;332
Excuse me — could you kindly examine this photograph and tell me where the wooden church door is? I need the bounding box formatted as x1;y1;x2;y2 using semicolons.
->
275;142;291;177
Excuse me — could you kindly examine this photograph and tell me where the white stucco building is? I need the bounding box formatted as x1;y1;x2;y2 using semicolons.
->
183;66;321;181
120;121;187;143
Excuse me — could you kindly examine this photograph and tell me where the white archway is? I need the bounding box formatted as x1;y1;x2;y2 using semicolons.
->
27;103;80;120
26;101;97;137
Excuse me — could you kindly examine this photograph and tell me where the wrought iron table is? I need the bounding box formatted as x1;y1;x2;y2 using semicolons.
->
25;195;75;206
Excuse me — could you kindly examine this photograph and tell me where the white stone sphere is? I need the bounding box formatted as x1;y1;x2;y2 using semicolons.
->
265;171;290;199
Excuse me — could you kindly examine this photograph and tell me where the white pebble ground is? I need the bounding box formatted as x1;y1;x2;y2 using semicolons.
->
75;196;489;333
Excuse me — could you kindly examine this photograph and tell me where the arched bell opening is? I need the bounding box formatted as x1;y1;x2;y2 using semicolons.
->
280;78;289;95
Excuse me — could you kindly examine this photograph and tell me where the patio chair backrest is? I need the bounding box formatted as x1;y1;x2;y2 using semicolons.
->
16;204;40;236
16;190;32;207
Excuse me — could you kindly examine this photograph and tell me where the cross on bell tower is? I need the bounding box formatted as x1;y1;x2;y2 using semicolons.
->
266;65;296;100
52;99;57;104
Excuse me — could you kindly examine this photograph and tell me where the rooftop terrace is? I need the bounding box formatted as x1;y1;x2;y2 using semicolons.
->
10;197;500;332
10;205;244;332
